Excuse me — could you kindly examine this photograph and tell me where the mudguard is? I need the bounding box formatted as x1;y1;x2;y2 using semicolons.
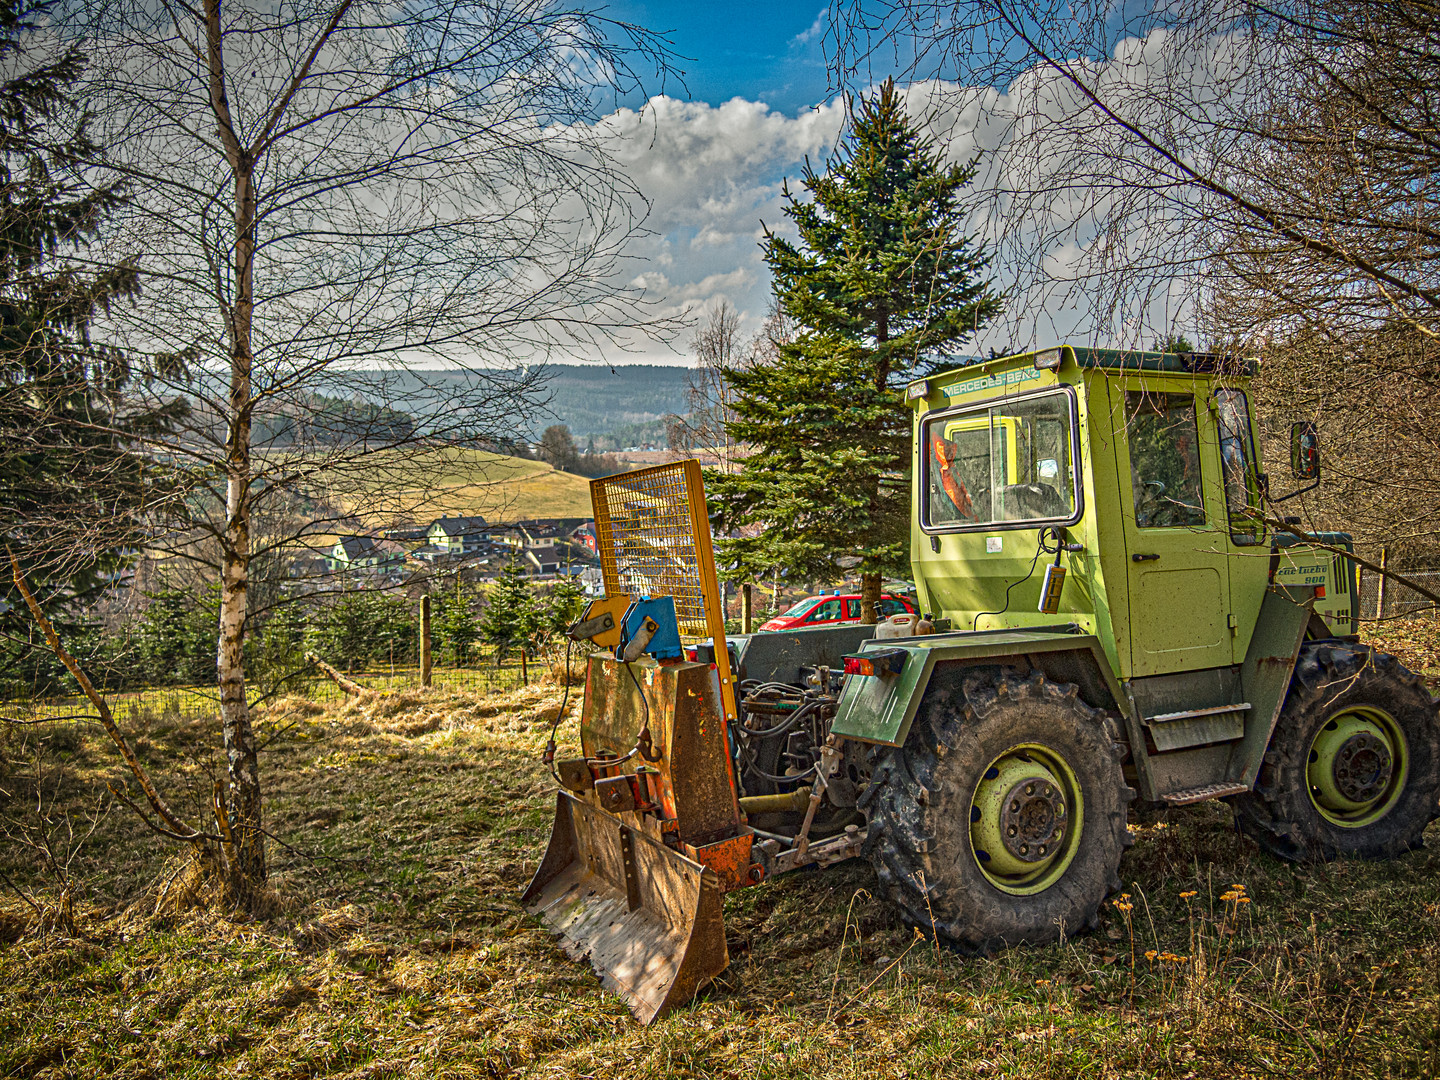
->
829;627;1123;746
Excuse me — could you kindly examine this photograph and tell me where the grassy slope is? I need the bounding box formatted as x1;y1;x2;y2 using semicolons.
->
336;448;594;525
2;624;1439;1078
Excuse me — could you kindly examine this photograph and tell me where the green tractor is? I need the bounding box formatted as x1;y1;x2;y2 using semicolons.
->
524;345;1439;1021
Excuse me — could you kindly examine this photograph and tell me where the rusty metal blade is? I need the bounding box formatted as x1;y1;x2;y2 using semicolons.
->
522;791;728;1024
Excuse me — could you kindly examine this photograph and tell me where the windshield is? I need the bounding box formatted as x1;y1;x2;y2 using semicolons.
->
780;598;815;617
923;390;1079;529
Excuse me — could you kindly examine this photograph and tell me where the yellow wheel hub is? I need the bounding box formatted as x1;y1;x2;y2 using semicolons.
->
970;745;1082;894
1307;707;1407;827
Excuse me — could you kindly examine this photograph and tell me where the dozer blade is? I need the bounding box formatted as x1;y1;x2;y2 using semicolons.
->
522;790;728;1024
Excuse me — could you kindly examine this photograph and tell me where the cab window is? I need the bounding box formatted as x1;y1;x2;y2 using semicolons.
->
879;597;909;616
922;389;1079;530
808;598;844;622
1215;389;1265;545
1125;391;1205;529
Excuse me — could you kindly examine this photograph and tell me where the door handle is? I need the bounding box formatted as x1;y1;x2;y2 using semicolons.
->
1131;553;1160;562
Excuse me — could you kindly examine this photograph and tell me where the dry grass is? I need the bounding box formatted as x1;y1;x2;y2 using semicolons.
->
1367;610;1440;694
3;651;1440;1078
335;447;594;525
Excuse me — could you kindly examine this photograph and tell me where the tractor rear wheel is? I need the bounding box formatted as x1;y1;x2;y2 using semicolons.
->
1231;643;1440;861
861;672;1134;952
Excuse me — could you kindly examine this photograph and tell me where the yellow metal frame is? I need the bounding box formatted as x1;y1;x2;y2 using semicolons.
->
939;413;1022;484
590;460;737;722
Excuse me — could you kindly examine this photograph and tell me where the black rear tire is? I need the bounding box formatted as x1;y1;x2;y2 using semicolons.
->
1231;642;1440;861
861;671;1134;952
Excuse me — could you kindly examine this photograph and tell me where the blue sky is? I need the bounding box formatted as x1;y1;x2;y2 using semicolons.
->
602;3;834;114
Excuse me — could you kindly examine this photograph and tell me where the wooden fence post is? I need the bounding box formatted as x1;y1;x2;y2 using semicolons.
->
1376;546;1389;621
742;582;753;634
420;595;432;687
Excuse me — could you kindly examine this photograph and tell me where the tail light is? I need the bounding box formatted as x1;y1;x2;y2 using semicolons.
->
842;649;908;678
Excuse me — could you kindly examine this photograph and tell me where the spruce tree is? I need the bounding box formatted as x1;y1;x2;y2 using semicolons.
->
710;79;1000;618
544;575;586;640
437;577;481;665
480;560;541;660
0;1;183;616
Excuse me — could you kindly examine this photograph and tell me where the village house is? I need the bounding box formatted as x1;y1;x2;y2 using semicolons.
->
328;535;405;574
425;515;488;556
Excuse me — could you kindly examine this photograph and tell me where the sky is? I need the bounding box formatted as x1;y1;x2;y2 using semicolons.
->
566;6;1200;367
602;3;836;115
575;3;851;366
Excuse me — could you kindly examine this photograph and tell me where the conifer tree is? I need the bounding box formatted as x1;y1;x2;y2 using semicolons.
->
0;0;183;617
711;80;1000;619
545;576;586;640
437;577;481;665
480;560;541;660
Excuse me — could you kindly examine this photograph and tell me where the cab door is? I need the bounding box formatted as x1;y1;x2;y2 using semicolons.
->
1114;384;1233;677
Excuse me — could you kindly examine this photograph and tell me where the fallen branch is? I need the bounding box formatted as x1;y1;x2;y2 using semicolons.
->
305;652;366;695
0;713;104;726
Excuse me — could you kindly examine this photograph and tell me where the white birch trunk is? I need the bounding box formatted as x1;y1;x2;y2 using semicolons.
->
208;0;264;885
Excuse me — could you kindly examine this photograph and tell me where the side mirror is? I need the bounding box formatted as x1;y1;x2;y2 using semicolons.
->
1290;421;1320;480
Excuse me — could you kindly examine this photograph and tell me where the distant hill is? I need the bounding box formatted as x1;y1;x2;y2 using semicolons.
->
533;364;690;443
396;364;691;443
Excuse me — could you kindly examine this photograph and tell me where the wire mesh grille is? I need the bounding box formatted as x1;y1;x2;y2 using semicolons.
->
590;459;737;721
591;460;715;638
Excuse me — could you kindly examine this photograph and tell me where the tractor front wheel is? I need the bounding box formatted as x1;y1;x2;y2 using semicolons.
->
861;672;1134;952
1231;643;1440;861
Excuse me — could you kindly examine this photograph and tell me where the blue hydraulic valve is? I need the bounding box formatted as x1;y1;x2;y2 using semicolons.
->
616;596;684;662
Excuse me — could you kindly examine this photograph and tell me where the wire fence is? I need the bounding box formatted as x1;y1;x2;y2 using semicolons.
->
0;657;544;727
1358;568;1440;621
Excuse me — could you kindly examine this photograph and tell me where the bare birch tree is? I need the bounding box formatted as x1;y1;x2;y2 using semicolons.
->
52;0;675;894
666;301;746;470
667;300;791;472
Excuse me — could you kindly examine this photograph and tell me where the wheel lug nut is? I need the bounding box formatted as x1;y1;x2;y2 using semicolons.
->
1025;783;1035;796
1007;825;1017;836
1010;800;1020;812
1038;845;1046;856
1019;843;1028;855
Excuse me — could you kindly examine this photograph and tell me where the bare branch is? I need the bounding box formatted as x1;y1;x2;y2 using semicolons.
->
8;552;204;842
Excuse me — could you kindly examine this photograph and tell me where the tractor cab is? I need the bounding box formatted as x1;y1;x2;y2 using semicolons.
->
905;345;1350;682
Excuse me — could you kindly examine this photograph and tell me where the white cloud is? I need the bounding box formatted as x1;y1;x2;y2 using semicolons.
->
792;9;828;47
577;95;844;363
584;31;1233;365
